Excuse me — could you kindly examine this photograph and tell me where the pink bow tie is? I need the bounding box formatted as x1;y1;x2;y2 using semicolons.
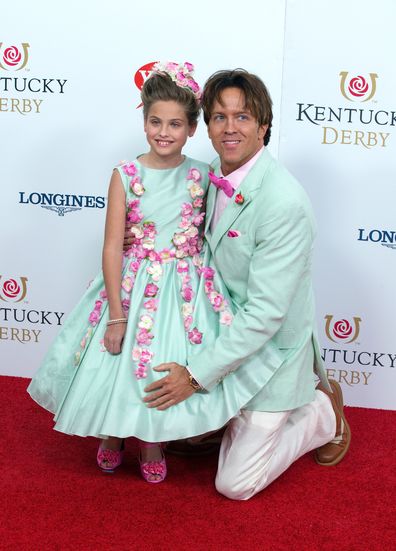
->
208;171;234;198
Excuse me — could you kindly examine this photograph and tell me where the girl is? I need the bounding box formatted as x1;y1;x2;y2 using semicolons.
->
28;62;250;483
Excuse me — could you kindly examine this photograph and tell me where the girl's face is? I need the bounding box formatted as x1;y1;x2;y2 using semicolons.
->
144;100;196;164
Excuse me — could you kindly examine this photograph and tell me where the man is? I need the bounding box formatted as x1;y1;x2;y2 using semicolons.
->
141;69;351;500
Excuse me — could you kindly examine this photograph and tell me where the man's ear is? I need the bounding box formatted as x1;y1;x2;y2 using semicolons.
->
259;124;268;142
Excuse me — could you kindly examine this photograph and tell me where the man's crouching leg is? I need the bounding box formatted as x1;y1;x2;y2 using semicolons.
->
215;410;290;501
215;391;336;501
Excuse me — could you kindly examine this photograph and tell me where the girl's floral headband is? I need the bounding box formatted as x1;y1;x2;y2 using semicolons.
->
151;61;202;101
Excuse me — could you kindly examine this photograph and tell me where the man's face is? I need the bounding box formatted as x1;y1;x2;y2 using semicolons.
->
207;87;268;176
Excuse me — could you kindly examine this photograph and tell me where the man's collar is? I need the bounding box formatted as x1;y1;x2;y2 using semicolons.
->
220;146;265;190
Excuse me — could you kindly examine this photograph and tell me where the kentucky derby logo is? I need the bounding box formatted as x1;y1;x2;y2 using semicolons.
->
324;315;361;344
134;61;158;108
0;276;28;302
339;71;377;102
0;43;30;71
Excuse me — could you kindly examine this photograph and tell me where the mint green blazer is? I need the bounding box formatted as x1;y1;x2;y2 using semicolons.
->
188;149;330;412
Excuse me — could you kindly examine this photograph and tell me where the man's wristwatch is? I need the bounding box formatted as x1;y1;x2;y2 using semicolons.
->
188;374;202;391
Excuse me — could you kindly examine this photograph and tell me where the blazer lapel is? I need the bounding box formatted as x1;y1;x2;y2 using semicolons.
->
204;181;218;238
210;194;252;252
209;149;273;253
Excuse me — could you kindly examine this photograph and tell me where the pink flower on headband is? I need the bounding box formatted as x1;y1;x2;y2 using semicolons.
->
188;79;200;93
176;71;187;83
152;61;201;100
166;62;179;72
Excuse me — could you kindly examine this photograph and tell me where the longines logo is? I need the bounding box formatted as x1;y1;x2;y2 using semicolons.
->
0;276;28;302
19;192;106;216
134;61;157;108
324;315;361;344
0;42;68;115
0;43;30;71
0;274;64;345
339;72;378;103
358;228;396;249
321;314;396;387
296;71;393;149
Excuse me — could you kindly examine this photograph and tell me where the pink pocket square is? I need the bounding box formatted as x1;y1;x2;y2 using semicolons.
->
227;230;241;238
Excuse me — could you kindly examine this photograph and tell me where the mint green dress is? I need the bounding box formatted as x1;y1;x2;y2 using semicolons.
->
28;157;252;442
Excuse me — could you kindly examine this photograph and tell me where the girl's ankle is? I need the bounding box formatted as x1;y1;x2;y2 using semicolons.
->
101;437;123;451
139;441;163;462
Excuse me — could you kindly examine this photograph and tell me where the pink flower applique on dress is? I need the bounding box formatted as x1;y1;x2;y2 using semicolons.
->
188;327;203;344
192;198;203;209
136;328;154;346
138;314;154;330
182;285;193;302
199;264;234;325
220;310;233;326
208;291;226;312
99;339;106;353
129;260;141;273
177;260;189;273
187;168;202;183
76;288;108;362
146;262;163;282
130;176;145;196
135;365;148;379
122;276;134;293
184;315;193;331
122;162;137;177
75;327;93;366
121;298;130;312
200;266;215;280
144;298;158;312
88;300;103;326
181;202;194;217
144;283;159;297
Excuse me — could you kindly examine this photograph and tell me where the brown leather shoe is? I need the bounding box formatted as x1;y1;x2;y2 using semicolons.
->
165;427;226;456
315;379;351;466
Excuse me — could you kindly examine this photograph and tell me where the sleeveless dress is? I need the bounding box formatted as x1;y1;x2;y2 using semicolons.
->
27;157;252;442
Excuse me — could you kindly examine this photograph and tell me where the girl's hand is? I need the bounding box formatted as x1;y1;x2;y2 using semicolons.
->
104;323;127;355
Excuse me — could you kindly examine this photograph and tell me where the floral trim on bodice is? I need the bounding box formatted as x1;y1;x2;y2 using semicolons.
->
75;161;234;379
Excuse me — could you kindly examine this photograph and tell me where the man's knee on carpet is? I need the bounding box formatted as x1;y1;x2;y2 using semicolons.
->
215;464;272;501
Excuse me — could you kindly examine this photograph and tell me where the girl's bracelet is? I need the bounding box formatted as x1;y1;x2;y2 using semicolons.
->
106;318;127;326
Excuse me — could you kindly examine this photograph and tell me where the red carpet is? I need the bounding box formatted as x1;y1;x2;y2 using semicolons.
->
2;375;396;551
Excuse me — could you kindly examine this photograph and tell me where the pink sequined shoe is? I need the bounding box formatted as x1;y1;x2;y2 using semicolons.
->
138;441;167;483
97;440;125;473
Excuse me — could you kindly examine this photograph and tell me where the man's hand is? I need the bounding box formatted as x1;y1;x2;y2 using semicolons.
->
123;221;133;251
143;363;196;410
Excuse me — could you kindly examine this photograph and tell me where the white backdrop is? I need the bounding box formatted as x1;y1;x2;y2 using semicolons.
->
1;0;395;409
279;0;396;409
